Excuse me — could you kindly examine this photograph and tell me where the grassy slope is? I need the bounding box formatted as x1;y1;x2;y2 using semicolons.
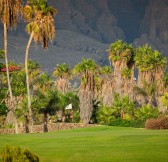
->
0;126;168;162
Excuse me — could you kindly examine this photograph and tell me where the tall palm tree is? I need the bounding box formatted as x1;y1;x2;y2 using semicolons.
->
73;58;100;124
134;44;167;111
0;0;22;129
108;40;135;100
53;63;71;94
23;0;57;132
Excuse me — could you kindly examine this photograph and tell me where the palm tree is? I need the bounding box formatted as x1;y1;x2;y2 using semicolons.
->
108;40;135;100
134;44;167;111
73;58;100;124
53;63;71;94
0;0;22;130
23;0;57;132
100;66;114;106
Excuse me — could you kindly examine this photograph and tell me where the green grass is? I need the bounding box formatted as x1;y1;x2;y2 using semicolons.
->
0;126;168;162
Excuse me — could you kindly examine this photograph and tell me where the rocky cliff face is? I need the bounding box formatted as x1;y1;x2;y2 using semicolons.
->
0;0;168;72
49;0;125;43
133;0;168;55
48;0;168;57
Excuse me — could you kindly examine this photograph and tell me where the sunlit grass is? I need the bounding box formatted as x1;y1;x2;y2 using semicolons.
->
0;126;168;162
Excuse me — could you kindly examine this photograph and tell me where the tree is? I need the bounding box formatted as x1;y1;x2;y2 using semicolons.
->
0;0;22;129
31;72;57;132
53;63;71;94
108;40;135;100
73;58;101;124
134;44;167;110
23;0;57;132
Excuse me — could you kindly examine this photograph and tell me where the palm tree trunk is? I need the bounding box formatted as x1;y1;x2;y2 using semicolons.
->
4;23;16;127
43;111;48;132
25;31;34;133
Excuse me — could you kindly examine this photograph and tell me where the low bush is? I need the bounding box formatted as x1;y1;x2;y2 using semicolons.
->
1;145;39;162
145;118;159;130
145;116;168;130
157;115;168;129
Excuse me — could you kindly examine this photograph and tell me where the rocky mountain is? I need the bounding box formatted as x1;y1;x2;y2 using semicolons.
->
0;0;168;73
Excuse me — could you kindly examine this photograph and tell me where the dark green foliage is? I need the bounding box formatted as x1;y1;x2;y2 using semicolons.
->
96;94;159;128
134;104;159;121
71;111;80;123
96;105;116;125
28;60;40;70
1;145;39;162
108;118;145;128
0;49;4;69
112;93;135;118
0;104;7;116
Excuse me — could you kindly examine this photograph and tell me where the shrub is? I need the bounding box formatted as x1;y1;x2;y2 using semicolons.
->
145;116;168;130
109;118;145;128
1;145;39;162
157;116;168;129
72;111;80;123
145;118;159;130
96;106;116;125
134;105;159;121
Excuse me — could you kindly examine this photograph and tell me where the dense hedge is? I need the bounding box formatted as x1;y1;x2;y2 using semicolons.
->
108;118;145;128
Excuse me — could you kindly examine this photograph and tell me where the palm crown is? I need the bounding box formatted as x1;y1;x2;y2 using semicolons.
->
53;63;71;79
73;58;101;86
23;0;57;48
108;40;134;63
0;0;22;28
134;44;167;72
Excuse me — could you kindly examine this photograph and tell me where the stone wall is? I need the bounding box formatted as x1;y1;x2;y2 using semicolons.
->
0;123;95;134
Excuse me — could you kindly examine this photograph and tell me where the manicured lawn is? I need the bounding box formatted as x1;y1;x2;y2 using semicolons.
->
0;126;168;162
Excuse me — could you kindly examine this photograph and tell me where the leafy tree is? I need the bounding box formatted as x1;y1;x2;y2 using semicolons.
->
23;0;57;132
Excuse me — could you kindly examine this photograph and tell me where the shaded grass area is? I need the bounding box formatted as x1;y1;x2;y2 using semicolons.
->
0;126;168;162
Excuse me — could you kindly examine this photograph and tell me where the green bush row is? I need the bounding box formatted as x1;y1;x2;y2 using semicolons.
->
108;118;145;128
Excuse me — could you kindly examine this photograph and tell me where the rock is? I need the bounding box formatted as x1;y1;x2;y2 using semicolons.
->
141;0;168;43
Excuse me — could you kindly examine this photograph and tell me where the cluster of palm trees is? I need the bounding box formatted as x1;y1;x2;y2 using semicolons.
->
0;1;168;133
108;40;167;111
0;0;57;133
